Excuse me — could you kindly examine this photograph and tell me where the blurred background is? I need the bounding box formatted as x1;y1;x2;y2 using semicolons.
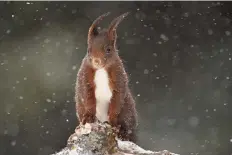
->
0;1;232;155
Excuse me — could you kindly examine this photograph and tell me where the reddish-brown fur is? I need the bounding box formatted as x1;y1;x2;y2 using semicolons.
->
75;12;138;142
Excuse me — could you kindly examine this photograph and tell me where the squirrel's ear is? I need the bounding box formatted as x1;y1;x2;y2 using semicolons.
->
108;12;130;42
87;12;110;45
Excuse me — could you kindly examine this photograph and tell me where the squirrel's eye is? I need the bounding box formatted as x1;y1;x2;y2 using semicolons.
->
106;48;111;52
105;46;112;54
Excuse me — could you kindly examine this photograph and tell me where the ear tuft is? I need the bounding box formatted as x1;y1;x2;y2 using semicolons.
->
108;12;130;41
87;12;111;45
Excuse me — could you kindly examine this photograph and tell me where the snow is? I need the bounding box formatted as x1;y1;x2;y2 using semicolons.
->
72;65;77;70
188;116;199;127
1;2;231;155
44;38;51;44
183;12;189;18
144;69;149;74
153;53;157;57
19;96;23;100
117;139;154;154
160;34;169;41
11;140;17;146
208;29;213;35
46;72;51;76
46;99;52;103
6;29;11;34
225;31;231;36
72;9;77;14
22;56;27;61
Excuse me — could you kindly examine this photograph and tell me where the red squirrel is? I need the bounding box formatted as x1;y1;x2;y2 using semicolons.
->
75;12;138;142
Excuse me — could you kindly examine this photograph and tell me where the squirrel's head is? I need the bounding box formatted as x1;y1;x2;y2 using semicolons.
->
86;12;129;69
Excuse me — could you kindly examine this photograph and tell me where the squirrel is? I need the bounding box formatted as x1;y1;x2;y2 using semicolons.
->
75;12;138;142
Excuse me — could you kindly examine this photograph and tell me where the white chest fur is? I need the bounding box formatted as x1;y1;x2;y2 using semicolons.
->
94;68;112;122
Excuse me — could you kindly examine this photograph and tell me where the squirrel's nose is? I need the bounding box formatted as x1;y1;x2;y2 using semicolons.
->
93;58;101;65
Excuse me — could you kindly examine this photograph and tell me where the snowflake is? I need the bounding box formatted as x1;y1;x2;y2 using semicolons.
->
46;72;51;76
208;29;213;35
153;53;157;57
189;116;199;127
225;31;231;36
19;96;23;100
72;9;77;14
46;99;51;103
160;34;169;41
44;38;50;44
144;69;149;74
183;12;189;18
72;65;77;70
11;140;16;146
22;56;27;61
6;29;11;34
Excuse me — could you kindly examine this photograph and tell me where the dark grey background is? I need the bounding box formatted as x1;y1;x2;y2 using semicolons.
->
0;1;232;155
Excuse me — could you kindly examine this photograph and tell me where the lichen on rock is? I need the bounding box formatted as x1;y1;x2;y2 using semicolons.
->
52;122;179;155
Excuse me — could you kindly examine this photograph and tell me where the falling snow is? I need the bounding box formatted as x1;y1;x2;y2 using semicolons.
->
46;72;51;76
46;99;51;103
1;2;232;155
160;34;169;41
11;140;17;146
19;96;23;100
6;29;11;34
22;56;27;61
144;69;149;74
208;29;213;35
225;31;231;36
72;65;77;70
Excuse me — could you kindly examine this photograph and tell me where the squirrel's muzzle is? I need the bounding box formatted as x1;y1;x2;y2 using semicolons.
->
92;58;103;69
